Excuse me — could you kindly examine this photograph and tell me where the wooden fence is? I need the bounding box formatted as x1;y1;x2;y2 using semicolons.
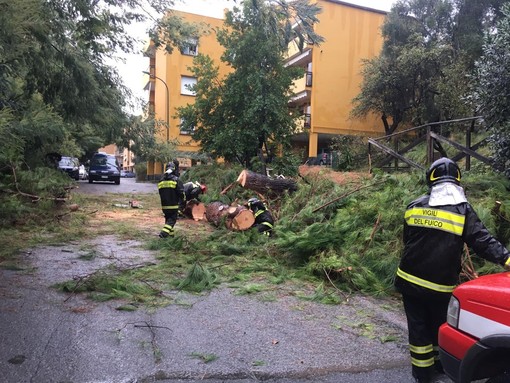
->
367;116;493;172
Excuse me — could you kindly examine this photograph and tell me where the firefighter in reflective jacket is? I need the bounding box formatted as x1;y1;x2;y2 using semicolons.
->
179;181;207;212
158;162;184;238
246;197;274;236
395;157;510;383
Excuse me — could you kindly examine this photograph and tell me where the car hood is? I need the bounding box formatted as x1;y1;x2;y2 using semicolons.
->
454;272;510;327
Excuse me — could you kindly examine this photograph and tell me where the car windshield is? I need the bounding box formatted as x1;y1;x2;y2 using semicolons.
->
59;157;77;167
91;155;117;167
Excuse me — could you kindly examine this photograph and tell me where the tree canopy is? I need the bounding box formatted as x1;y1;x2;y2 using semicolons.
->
0;0;176;170
177;0;323;169
0;0;210;207
474;3;510;176
352;0;507;136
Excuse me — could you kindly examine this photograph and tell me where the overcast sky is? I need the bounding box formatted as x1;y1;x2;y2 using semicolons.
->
118;0;397;114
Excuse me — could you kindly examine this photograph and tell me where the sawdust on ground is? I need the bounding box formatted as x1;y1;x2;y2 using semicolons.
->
298;165;371;184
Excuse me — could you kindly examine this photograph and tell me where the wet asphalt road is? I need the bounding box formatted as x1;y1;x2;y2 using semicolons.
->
0;177;456;383
1;244;417;383
75;177;157;195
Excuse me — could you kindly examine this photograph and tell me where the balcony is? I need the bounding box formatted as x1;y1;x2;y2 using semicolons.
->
289;90;311;107
285;47;312;68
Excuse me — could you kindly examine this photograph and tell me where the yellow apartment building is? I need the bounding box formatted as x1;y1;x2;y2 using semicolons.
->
286;0;387;159
145;2;386;175
144;10;229;179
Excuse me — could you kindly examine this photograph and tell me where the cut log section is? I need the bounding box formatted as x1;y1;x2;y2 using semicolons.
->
205;201;230;227
228;206;255;231
183;200;206;221
236;170;297;195
205;202;255;231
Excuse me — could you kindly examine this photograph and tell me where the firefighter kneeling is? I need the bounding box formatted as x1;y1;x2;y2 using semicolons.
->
245;197;274;236
179;181;207;216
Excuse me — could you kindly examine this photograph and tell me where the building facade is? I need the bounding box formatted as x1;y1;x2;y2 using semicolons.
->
286;0;387;158
144;10;229;179
145;2;386;174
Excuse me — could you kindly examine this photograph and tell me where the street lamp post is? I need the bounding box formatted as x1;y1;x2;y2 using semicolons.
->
143;71;169;142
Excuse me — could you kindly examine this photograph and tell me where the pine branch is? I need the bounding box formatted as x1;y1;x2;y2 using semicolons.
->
461;244;478;280
312;180;387;213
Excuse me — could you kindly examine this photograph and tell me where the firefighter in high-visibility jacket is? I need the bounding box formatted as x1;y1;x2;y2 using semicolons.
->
395;157;510;383
158;162;184;238
246;197;274;236
179;181;207;212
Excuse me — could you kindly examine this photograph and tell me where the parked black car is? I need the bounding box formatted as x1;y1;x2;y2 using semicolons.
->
88;152;121;185
58;156;80;180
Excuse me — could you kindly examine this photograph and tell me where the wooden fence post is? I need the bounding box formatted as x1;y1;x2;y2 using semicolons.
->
426;126;433;165
465;120;474;171
368;142;372;173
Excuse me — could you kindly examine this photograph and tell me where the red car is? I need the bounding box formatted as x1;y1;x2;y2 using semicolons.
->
438;272;510;383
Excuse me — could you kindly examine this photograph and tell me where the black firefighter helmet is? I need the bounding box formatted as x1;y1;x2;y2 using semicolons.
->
426;157;461;187
246;197;260;210
165;161;176;174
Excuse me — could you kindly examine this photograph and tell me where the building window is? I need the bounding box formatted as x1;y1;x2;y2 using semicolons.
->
179;118;195;135
306;71;313;86
305;62;313;86
180;38;198;56
181;76;197;96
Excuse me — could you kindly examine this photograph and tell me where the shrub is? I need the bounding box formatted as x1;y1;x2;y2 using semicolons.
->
330;135;368;171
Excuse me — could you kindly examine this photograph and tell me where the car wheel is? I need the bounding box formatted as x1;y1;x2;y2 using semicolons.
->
114;177;120;185
88;178;93;184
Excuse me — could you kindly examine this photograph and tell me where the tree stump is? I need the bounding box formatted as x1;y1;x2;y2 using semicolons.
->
236;169;297;195
183;200;206;221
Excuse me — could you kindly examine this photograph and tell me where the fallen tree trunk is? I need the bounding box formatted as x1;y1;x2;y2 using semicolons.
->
236;170;297;195
205;202;254;231
183;200;206;221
